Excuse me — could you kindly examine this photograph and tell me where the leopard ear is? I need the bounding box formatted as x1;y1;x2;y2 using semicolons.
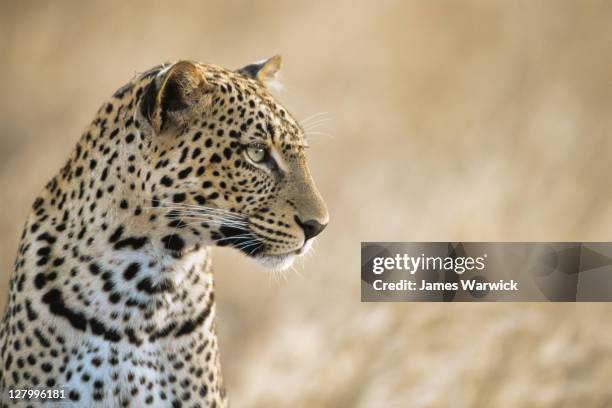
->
140;61;213;134
237;55;282;87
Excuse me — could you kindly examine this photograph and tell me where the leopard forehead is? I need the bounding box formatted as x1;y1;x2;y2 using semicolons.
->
137;61;306;153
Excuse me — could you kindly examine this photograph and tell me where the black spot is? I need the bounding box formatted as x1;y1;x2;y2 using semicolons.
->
104;329;121;343
179;147;189;163
149;321;177;342
33;197;45;210
223;148;232;160
25;300;38;321
109;292;121;304
175;304;211;338
69;390;80;401
160;176;174;187
125;133;135;143
103;280;115;292
36;257;49;267
172;193;186;203
168;219;187;228
34;328;51;348
136;278;154;294
34;273;47;289
125;328;143;346
123;263;140;281
36;232;56;244
41;289;87;331
114;236;149;251
77;227;87;240
177;167;192;179
5;354;12;371
89;318;106;336
161;234;185;252
210;153;222;163
37;247;51;257
108;292;121;304
109;226;124;243
89;263;101;276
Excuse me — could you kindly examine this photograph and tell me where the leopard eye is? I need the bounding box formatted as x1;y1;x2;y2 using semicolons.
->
246;146;267;163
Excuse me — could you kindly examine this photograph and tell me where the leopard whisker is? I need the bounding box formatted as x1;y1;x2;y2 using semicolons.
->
165;213;248;224
149;200;244;214
149;204;247;219
163;214;249;227
215;234;258;243
300;111;329;126
235;242;264;253
145;205;249;223
179;220;249;230
304;130;333;138
302;119;332;131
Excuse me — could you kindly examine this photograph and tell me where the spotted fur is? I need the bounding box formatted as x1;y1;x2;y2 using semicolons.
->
0;56;328;407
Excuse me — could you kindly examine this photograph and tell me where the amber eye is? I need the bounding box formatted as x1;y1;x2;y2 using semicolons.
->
246;146;267;163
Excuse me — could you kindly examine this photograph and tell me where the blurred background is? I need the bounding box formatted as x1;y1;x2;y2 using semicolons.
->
3;1;612;406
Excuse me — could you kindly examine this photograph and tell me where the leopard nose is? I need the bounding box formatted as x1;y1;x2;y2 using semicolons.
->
295;216;327;241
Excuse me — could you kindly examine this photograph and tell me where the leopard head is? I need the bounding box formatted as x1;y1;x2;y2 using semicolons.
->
136;56;328;270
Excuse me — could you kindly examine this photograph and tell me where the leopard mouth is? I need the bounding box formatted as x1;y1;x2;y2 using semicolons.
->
216;225;266;257
216;224;311;271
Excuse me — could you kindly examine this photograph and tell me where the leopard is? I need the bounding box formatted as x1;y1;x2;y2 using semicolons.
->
0;55;329;407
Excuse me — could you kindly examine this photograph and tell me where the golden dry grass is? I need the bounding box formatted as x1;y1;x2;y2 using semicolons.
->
2;1;612;406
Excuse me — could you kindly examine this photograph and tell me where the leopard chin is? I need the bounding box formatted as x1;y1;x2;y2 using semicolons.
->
253;253;297;271
251;240;314;271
